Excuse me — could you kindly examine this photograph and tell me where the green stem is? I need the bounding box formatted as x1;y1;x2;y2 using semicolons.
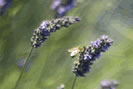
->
71;75;77;89
14;47;33;89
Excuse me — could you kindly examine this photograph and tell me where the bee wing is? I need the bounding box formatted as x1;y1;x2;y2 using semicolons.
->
68;47;80;57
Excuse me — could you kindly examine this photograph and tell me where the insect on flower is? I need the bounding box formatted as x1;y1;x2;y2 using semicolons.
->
69;35;114;77
68;46;84;57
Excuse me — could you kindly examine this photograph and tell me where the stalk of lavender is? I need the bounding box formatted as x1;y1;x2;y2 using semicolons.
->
31;16;80;48
14;47;33;89
71;75;77;89
70;35;113;89
14;16;80;89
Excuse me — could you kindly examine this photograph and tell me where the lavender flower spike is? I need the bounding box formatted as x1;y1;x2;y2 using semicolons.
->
72;35;113;77
31;16;80;48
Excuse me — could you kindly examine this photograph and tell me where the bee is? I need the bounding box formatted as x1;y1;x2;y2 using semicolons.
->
68;46;84;57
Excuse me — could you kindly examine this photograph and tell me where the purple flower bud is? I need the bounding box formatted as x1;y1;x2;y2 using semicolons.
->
95;53;101;59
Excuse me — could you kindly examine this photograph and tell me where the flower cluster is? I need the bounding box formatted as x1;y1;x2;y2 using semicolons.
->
72;35;113;77
31;16;80;48
0;0;12;15
51;0;75;18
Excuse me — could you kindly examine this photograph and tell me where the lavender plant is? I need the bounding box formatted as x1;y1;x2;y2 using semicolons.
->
68;35;113;89
14;16;80;89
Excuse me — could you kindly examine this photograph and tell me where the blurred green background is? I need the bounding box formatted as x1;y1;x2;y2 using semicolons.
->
0;0;133;89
